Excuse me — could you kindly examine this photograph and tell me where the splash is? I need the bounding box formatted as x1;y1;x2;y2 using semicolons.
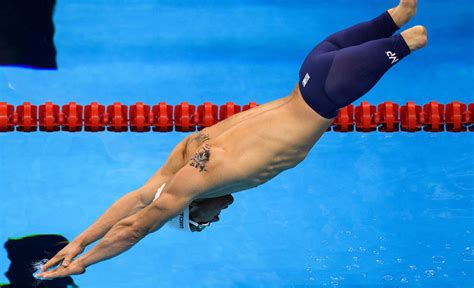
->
32;259;49;280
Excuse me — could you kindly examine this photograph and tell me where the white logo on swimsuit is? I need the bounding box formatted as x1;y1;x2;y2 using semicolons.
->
302;73;311;87
385;51;399;64
178;212;184;229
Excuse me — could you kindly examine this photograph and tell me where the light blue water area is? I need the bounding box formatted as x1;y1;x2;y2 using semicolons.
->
0;0;473;287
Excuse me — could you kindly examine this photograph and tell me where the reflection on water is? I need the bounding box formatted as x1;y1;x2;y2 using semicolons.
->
0;235;77;288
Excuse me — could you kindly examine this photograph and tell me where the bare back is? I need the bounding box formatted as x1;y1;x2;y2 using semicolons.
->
183;85;333;199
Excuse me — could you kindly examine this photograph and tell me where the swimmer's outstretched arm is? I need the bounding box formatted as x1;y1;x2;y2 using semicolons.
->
41;135;190;272
38;164;209;279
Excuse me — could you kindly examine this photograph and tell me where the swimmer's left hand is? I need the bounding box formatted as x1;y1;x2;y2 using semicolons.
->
189;194;234;232
36;259;85;280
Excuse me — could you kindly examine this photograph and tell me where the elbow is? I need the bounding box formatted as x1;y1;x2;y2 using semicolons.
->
130;189;149;209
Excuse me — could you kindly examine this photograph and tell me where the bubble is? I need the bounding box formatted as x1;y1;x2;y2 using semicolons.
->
330;276;344;287
409;265;417;271
375;259;384;265
383;275;393;281
443;273;449;278
379;246;387;251
348;247;355;253
345;265;352;271
359;247;367;252
432;256;446;264
362;273;367;278
424;269;436;278
436;266;442;271
445;244;451;250
352;264;360;269
396;258;403;263
309;277;315;281
352;256;359;262
462;247;474;262
400;275;409;284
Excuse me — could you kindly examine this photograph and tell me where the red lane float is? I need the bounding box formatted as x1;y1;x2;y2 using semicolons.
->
355;102;377;132
0;102;15;132
62;102;83;132
0;101;472;133
220;102;241;120
332;105;354;132
16;102;38;132
84;102;106;132
107;102;128;132
468;103;474;132
130;102;151;133
445;101;467;132
196;102;218;131
152;102;173;132
243;102;258;111
175;102;196;132
422;101;445;132
39;102;61;132
378;102;399;132
400;102;423;132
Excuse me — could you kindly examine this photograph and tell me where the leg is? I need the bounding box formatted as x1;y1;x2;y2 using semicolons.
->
299;26;427;119
309;0;417;56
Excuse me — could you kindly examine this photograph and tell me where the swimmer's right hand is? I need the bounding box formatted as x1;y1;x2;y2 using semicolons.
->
41;240;86;272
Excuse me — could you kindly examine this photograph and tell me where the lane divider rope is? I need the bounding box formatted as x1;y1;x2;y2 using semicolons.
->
0;101;473;133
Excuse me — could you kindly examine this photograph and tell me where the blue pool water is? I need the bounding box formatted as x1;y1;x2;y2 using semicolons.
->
0;0;473;287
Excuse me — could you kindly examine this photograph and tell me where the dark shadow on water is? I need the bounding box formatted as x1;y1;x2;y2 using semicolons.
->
1;234;77;288
0;0;57;69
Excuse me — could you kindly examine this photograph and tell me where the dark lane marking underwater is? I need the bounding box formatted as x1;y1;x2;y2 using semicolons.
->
1;234;78;288
0;0;57;69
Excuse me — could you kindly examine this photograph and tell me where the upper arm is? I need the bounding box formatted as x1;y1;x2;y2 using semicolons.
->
138;135;192;203
158;134;193;175
133;164;213;234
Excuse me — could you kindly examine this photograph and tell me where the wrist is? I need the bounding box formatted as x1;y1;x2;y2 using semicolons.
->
72;236;88;248
76;257;87;269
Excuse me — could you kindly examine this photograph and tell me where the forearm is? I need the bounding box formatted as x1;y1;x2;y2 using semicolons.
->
38;165;204;280
76;221;148;269
74;190;147;246
77;197;182;269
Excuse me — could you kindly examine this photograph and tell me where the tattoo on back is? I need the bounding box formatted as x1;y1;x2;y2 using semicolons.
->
190;144;211;172
189;133;210;144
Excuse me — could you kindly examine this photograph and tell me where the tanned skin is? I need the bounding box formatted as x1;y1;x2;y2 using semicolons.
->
39;0;427;279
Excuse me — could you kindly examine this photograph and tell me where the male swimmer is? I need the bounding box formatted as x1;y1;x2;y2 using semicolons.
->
39;0;427;279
